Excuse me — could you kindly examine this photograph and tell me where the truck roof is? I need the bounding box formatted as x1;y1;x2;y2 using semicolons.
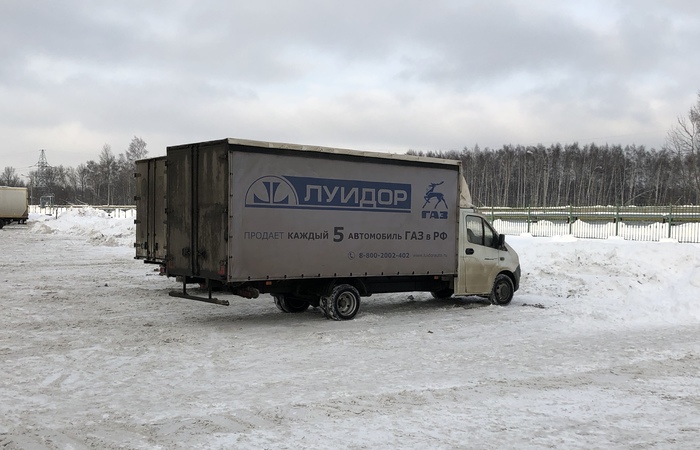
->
224;137;461;167
157;138;462;168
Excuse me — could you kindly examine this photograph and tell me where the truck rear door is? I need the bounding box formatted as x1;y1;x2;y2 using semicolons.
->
134;161;150;260
166;143;229;280
166;147;194;276
134;158;166;262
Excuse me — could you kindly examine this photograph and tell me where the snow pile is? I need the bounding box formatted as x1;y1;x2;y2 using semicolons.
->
22;209;700;327
509;234;700;327
28;207;135;247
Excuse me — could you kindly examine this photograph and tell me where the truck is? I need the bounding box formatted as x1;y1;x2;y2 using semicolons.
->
0;186;29;229
135;138;521;320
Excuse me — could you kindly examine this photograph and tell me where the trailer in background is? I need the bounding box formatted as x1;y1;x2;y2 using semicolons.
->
134;157;167;264
136;138;521;320
0;186;29;229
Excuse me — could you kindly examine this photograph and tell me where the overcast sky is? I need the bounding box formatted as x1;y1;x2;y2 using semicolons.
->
2;0;699;173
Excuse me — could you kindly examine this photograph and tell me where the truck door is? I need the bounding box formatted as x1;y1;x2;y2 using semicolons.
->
134;158;166;263
152;157;167;262
166;143;229;280
134;161;150;260
166;147;194;277
456;211;502;295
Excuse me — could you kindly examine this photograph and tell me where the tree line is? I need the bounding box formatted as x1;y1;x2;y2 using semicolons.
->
409;93;700;207
1;137;148;205
3;93;698;207
409;142;695;207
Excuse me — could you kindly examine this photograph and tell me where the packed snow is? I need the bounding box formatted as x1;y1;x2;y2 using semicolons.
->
1;208;699;449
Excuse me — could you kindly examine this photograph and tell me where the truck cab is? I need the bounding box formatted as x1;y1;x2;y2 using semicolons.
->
456;209;521;304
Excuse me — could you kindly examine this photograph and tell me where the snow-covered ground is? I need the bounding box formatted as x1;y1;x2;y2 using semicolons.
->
1;209;699;449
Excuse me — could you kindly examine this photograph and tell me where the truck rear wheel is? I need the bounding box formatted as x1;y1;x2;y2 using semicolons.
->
285;296;310;313
273;295;288;312
322;284;361;321
273;295;310;313
430;288;454;299
489;274;514;306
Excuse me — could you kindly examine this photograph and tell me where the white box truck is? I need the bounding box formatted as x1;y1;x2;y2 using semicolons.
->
0;186;29;229
136;138;520;320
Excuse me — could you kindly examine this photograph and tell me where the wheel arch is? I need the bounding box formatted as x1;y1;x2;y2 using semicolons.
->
325;277;368;297
497;269;519;292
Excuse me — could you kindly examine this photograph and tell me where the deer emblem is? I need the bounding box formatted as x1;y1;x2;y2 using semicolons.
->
423;181;448;209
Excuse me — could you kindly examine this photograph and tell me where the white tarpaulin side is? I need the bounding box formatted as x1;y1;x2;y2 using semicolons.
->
229;148;461;280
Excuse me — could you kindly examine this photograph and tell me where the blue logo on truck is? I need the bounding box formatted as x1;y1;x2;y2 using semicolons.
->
247;176;297;206
421;181;449;219
245;176;412;213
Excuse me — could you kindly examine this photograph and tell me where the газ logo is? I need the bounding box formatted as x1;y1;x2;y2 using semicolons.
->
244;176;411;213
422;181;449;219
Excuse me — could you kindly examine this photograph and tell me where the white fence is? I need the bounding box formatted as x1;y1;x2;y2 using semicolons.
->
29;205;136;219
29;204;700;243
480;205;700;243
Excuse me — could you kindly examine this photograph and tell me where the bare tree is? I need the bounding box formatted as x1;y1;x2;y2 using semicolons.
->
98;145;117;204
75;164;90;203
125;136;148;162
666;92;700;203
84;160;100;203
1;167;23;187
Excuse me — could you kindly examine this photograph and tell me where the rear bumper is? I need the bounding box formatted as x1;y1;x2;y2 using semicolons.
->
513;265;521;291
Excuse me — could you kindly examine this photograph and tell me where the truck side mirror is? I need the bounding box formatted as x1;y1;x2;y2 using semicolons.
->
497;234;506;248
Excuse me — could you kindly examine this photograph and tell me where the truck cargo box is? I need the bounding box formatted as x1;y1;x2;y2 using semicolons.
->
165;139;466;282
0;186;29;228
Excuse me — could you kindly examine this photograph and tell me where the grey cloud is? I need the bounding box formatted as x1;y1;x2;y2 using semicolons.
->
1;0;699;170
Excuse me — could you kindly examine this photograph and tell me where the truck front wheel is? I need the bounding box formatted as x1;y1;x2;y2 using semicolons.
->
489;274;514;306
322;284;361;321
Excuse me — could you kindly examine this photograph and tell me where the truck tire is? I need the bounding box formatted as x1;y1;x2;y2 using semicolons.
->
273;295;310;313
273;295;290;313
322;284;361;321
284;296;311;313
489;274;514;306
430;289;454;299
319;295;332;319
